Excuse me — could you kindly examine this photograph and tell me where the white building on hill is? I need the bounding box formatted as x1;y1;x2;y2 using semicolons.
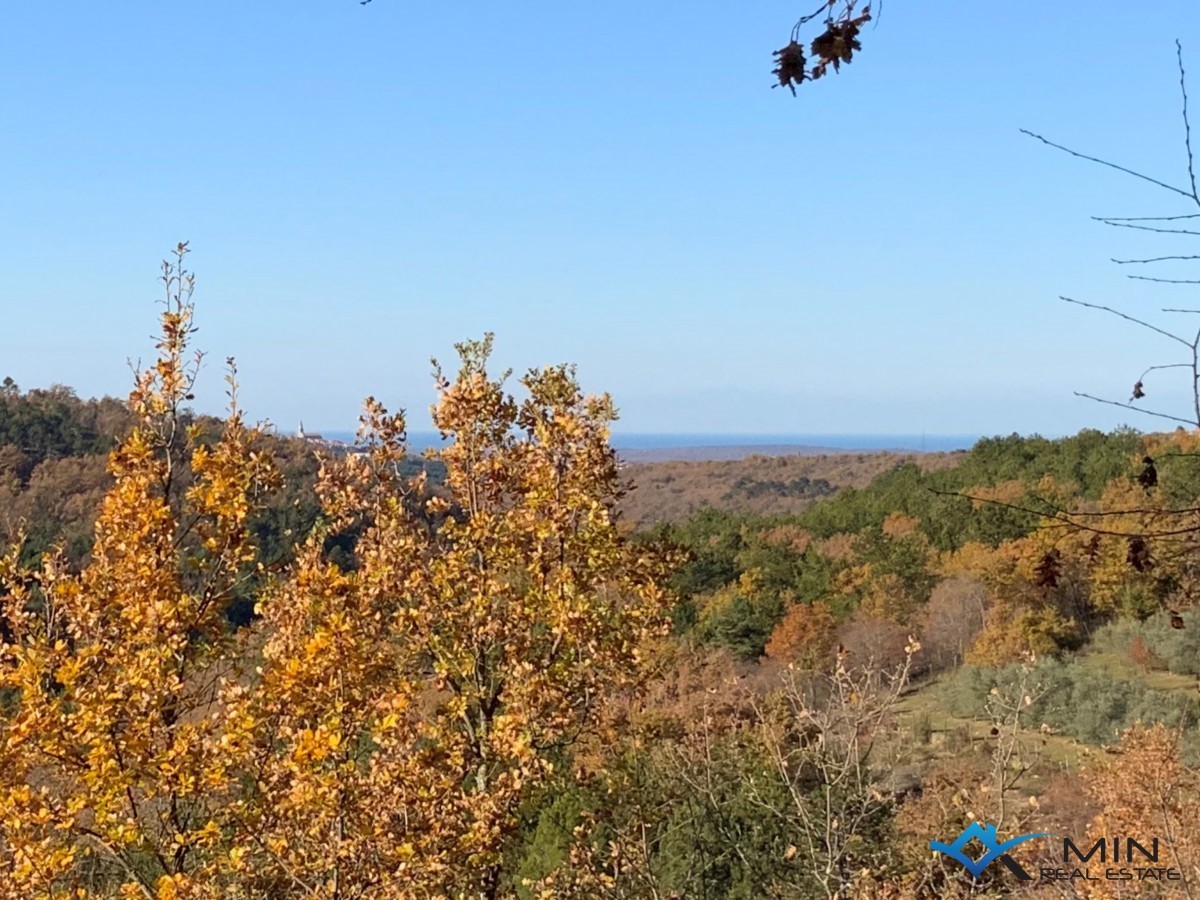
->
297;421;325;442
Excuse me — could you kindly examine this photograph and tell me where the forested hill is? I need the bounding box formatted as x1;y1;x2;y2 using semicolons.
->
12;374;1200;894
646;426;1152;660
619;450;966;527
0;379;1147;568
0;379;131;469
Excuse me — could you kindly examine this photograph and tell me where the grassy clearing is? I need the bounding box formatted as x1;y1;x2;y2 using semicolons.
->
893;674;1115;771
1078;649;1200;694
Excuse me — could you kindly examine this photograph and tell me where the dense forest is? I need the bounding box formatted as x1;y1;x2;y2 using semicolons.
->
4;267;1200;897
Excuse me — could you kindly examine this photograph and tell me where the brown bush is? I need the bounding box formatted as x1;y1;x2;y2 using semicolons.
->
1128;633;1168;673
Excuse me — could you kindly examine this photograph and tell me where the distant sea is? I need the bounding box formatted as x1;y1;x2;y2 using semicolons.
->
309;430;979;461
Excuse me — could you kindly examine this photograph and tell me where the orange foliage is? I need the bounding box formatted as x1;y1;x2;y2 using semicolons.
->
757;523;813;554
817;532;857;563
968;478;1029;507
943;525;1102;664
1074;723;1200;897
939;540;1004;581
967;603;1074;666
763;600;837;668
0;251;676;898
881;511;919;539
0;248;276;896
859;571;925;624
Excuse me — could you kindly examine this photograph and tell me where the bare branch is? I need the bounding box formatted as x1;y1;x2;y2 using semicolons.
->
1095;218;1200;236
1102;214;1200;222
1139;363;1193;379
1073;391;1198;426
1128;275;1200;284
1021;129;1196;200
1164;308;1200;314
1179;40;1199;206
1024;497;1200;519
1114;255;1200;264
793;0;841;35
1061;296;1192;347
928;488;1200;539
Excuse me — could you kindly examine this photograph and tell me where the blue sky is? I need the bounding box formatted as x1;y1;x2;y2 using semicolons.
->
3;1;1199;436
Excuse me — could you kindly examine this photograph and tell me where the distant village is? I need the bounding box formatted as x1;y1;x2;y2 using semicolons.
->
292;422;365;454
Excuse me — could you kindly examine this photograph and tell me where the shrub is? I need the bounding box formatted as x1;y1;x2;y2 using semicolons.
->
1092;618;1200;676
1128;633;1168;673
945;658;1200;745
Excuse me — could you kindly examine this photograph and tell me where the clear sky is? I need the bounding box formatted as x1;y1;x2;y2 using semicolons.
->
3;1;1199;437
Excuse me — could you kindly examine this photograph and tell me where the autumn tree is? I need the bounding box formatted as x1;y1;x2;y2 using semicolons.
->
0;249;678;898
764;598;838;668
838;512;937;626
219;336;678;897
0;244;278;897
1079;722;1200;898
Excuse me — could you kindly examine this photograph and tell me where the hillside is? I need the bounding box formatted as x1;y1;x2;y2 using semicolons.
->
10;364;1200;896
618;450;965;528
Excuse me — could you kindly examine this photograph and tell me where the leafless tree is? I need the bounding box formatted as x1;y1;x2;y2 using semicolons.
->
751;642;919;899
926;44;1200;637
1025;42;1200;429
919;576;988;673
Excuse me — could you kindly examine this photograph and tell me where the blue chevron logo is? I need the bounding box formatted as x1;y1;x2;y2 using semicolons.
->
930;821;1051;880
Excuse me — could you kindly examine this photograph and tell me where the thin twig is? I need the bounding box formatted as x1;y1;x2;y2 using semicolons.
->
928;488;1200;539
1095;218;1200;236
1073;392;1198;426
1061;296;1192;347
1114;255;1200;264
1128;275;1200;284
1102;214;1200;222
1178;40;1199;206
1024;497;1200;519
792;0;840;39
1021;129;1195;200
1024;486;1200;523
1139;362;1193;380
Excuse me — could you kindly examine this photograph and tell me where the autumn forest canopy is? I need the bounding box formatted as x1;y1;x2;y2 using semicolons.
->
3;244;1200;898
